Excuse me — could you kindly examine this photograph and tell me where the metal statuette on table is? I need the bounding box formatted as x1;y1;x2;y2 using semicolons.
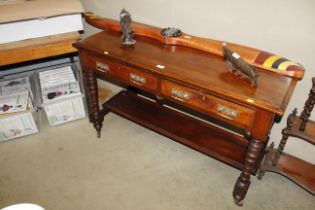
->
120;9;136;45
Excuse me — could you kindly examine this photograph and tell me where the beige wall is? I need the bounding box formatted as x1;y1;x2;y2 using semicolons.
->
80;0;315;163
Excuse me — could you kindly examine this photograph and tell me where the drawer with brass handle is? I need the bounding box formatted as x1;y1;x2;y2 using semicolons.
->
129;73;146;86
170;88;191;102
95;61;110;73
161;80;255;130
88;56;158;91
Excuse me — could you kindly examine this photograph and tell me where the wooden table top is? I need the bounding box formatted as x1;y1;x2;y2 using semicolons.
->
0;32;80;67
74;30;298;116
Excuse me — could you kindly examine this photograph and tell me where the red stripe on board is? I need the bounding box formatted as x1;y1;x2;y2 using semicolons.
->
287;65;305;71
254;51;273;65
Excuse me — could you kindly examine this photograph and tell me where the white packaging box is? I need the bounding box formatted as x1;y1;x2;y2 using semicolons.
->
0;73;40;142
0;0;84;44
37;64;86;126
42;94;86;126
0;14;83;44
0;110;39;142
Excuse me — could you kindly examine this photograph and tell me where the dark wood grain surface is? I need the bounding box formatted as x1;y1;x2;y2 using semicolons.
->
73;28;300;205
74;30;297;115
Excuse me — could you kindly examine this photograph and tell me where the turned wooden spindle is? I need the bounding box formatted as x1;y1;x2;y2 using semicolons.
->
233;138;264;206
86;70;104;138
272;109;297;166
299;77;315;131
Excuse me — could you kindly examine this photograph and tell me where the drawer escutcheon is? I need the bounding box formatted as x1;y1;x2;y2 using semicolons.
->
130;73;146;86
96;61;110;73
171;88;190;102
216;104;239;119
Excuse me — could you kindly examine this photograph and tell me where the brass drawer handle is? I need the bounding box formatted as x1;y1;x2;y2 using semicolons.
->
171;88;190;102
130;73;146;86
96;61;110;73
216;104;239;119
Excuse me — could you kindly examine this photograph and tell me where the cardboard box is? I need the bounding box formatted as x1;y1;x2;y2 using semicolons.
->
0;111;39;142
0;72;40;142
36;64;86;126
43;94;86;126
0;0;84;23
0;0;84;44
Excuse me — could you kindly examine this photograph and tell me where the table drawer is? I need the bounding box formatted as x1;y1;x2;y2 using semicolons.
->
161;80;255;129
89;56;158;91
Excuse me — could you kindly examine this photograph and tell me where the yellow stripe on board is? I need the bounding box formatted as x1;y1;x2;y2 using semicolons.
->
278;61;301;71
263;55;281;68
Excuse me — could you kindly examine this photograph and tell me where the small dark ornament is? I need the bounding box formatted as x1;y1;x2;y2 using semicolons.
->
120;9;136;45
161;27;182;37
223;47;259;86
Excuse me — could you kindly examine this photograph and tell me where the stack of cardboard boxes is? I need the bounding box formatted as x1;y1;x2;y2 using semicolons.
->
0;73;39;142
0;0;86;142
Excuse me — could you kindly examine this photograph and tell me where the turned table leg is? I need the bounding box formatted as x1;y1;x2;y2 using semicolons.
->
233;138;264;206
86;70;104;138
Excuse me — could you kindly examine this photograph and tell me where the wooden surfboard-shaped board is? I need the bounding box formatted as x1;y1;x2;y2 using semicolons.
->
84;12;304;79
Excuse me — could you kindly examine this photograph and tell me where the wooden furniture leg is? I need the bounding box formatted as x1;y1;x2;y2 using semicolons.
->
272;108;297;166
299;78;315;131
86;70;104;138
233;138;264;206
257;142;274;180
272;134;289;166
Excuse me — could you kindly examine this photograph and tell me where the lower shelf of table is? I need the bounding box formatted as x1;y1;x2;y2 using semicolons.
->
262;148;315;195
102;90;249;171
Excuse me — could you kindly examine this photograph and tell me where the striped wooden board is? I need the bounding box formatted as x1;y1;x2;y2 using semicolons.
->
255;51;304;72
84;12;305;79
